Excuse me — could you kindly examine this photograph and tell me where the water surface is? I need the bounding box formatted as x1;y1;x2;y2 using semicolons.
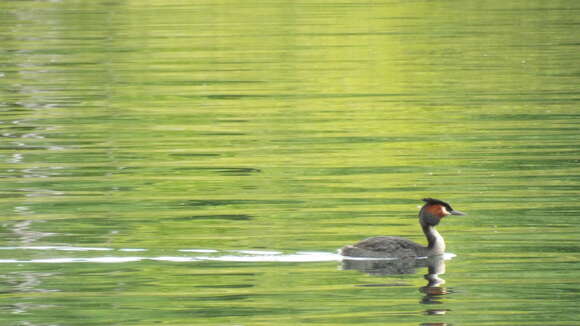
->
1;0;579;325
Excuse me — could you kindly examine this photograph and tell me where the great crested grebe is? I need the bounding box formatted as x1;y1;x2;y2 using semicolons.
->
340;198;466;258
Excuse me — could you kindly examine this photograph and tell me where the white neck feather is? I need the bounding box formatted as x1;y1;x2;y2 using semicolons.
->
429;227;446;254
423;224;446;255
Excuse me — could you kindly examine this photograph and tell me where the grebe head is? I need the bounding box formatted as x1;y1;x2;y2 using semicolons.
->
419;198;466;226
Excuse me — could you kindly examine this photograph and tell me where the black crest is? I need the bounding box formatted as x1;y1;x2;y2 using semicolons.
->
422;198;454;211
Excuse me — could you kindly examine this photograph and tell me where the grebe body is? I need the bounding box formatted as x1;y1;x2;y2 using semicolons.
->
340;198;465;259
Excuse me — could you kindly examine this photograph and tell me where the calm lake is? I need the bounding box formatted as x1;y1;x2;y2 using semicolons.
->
1;0;579;325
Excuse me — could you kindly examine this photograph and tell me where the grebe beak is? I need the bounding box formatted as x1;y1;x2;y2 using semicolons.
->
450;210;466;216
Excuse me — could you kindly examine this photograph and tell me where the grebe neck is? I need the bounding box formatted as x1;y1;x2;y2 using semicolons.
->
421;223;445;255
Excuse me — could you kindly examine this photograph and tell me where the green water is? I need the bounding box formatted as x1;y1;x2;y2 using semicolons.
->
1;0;579;325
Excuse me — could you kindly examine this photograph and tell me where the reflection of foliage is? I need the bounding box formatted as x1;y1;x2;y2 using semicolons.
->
0;0;579;324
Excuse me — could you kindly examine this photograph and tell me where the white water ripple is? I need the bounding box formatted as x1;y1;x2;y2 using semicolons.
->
0;246;114;251
0;246;455;263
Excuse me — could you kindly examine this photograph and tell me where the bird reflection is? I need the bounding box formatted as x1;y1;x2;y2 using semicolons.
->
342;255;446;276
342;255;451;316
419;256;449;306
